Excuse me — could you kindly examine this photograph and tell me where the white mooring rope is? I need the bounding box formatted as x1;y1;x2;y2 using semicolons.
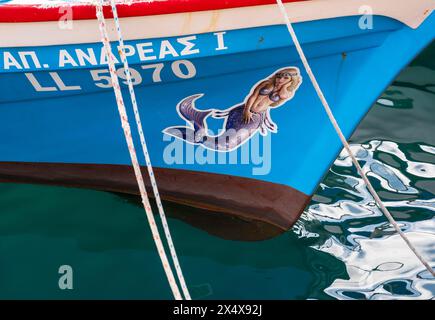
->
95;1;186;299
275;0;434;277
107;0;191;299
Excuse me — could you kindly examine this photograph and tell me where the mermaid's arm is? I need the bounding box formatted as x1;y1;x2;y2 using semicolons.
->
246;82;266;111
280;78;300;100
245;93;257;112
243;81;268;123
278;82;292;100
243;95;258;123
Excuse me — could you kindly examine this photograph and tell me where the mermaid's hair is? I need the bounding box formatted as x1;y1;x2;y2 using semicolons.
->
269;67;302;107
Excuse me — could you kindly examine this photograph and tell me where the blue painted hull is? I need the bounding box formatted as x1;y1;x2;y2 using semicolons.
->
0;14;434;219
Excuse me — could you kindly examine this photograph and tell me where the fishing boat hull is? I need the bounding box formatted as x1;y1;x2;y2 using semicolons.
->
0;0;434;239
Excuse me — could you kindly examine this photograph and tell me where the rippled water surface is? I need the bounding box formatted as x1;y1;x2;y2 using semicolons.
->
0;43;434;300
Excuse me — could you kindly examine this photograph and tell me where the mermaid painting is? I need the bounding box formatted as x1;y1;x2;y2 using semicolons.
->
163;67;302;152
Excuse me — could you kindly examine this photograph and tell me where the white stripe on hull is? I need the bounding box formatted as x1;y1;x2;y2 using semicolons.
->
0;0;433;47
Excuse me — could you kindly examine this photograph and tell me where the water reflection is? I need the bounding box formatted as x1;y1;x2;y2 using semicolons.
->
296;43;435;299
296;139;435;299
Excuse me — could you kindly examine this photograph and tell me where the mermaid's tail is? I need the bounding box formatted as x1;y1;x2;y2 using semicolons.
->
178;94;212;133
212;110;230;118
163;94;212;143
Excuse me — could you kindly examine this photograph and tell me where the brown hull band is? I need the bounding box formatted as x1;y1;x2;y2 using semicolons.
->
0;162;310;240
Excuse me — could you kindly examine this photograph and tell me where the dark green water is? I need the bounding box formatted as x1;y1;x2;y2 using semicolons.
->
0;43;434;300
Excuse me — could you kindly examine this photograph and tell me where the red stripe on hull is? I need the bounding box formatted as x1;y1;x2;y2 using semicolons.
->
0;0;304;23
